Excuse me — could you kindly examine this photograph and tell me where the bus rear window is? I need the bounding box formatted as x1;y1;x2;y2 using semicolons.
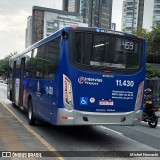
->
73;32;141;70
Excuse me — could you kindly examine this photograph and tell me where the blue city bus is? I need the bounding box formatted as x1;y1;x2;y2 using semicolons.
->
7;26;146;126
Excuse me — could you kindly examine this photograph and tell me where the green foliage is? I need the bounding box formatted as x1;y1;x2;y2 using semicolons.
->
133;28;149;40
0;51;18;76
147;24;160;60
133;27;160;78
146;64;160;79
0;58;8;76
133;24;160;63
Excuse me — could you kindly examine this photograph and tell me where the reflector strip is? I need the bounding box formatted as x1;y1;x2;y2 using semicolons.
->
61;116;74;120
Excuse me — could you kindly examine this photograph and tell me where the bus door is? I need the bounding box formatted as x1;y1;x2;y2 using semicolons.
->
36;37;60;123
12;61;16;103
36;50;53;122
37;80;54;123
19;58;25;107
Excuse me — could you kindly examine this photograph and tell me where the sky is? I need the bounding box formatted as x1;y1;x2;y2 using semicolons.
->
0;0;123;59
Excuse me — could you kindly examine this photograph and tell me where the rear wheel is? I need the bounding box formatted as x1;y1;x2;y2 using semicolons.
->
148;116;158;128
12;102;17;108
10;90;12;101
10;91;17;108
28;99;35;125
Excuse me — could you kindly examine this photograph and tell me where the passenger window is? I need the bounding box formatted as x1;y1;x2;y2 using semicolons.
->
44;37;60;79
25;50;37;78
25;37;60;80
36;45;45;79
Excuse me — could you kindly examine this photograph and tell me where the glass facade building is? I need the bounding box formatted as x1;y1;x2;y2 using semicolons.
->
25;6;87;47
153;0;160;25
122;0;154;33
122;0;141;33
62;0;112;29
62;0;80;13
81;0;112;28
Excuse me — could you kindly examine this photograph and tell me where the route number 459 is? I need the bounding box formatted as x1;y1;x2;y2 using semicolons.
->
122;41;134;51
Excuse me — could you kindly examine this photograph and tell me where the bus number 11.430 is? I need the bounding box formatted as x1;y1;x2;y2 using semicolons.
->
116;80;134;87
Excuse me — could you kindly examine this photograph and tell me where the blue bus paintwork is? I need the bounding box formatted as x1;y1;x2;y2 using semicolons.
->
8;27;146;125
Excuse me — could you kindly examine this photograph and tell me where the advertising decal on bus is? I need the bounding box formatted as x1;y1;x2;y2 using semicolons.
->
78;76;103;86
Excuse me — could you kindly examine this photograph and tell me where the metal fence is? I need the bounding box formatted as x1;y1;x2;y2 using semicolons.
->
146;78;160;108
146;78;160;97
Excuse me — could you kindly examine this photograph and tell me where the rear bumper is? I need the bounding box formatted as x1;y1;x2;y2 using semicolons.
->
57;108;142;126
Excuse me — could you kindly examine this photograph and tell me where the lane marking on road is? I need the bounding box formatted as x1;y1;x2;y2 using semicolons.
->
98;125;123;135
98;125;140;143
0;100;64;160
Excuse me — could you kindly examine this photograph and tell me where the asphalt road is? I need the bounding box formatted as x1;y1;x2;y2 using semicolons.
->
0;83;160;160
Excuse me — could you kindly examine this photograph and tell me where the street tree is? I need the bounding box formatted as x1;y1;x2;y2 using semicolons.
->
147;23;160;63
146;63;160;79
133;27;160;78
0;51;18;76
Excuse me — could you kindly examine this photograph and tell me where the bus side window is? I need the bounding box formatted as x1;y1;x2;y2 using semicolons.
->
25;51;36;78
74;33;82;64
44;37;60;80
84;33;92;65
36;45;45;79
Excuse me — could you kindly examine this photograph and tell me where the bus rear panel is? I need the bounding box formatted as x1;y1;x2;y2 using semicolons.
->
57;27;145;126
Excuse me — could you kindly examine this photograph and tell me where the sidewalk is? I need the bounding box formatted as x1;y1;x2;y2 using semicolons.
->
0;102;61;160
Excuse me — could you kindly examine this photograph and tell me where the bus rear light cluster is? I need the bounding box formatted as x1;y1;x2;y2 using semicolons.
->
135;81;144;111
63;74;74;110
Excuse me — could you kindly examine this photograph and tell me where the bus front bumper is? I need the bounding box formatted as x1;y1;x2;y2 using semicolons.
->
56;108;143;126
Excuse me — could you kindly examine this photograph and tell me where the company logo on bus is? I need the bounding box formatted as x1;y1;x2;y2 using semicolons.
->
78;76;103;86
78;76;85;84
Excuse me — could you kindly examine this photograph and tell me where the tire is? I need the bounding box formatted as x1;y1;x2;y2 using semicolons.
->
10;90;12;101
28;99;35;125
12;102;17;108
148;116;158;128
10;92;17;108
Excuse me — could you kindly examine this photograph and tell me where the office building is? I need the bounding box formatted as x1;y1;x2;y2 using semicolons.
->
25;16;32;48
62;0;80;13
80;0;113;28
25;6;87;47
153;0;160;26
62;0;113;29
122;0;154;33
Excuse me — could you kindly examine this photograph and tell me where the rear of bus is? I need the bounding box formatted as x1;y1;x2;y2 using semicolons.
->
57;27;146;126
